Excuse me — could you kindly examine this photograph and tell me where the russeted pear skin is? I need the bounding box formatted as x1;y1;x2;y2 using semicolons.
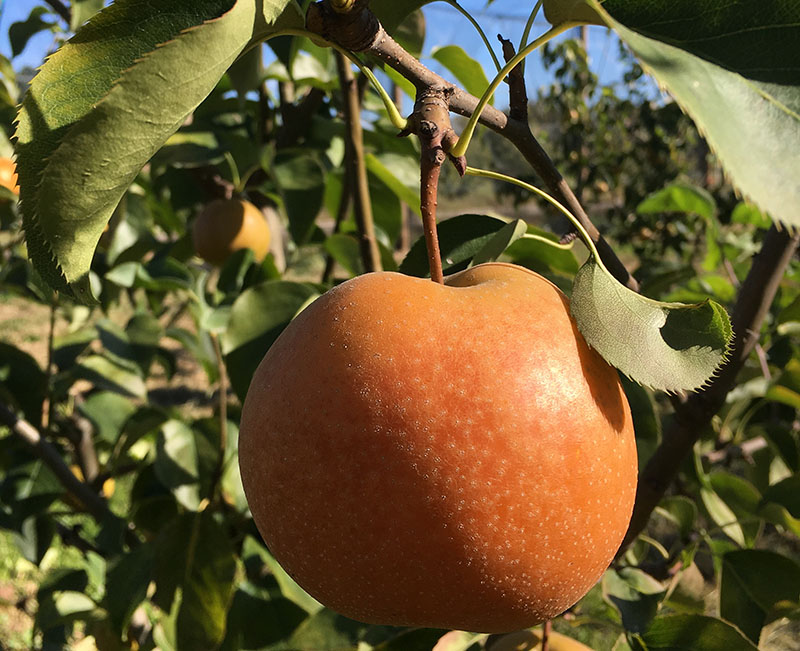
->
239;262;637;633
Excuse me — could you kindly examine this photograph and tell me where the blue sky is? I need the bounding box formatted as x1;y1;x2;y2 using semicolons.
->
0;0;633;108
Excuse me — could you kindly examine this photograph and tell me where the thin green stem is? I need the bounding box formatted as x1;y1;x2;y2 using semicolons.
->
521;232;575;250
450;22;578;159
519;0;544;53
465;166;602;263
357;65;408;130
224;152;241;193
277;29;407;130
444;0;502;73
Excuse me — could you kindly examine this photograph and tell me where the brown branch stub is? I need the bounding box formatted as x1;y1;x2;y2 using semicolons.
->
306;0;379;52
619;224;800;552
498;35;529;123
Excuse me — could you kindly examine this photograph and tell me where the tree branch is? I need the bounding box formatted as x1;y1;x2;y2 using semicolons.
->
43;0;71;25
620;225;800;551
0;400;112;522
335;51;382;273
306;2;638;290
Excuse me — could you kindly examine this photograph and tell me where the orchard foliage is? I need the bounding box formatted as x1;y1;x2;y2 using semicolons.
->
0;0;799;649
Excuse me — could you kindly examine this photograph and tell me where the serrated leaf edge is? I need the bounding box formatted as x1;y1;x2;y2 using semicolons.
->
16;1;243;301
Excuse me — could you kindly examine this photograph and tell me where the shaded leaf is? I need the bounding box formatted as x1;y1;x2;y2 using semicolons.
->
104;543;156;635
570;258;732;391
721;549;800;644
9;7;55;58
153;511;238;650
604;567;666;633
505;226;580;278
656;496;697;540
0;342;46;427
242;536;323;615
470;219;527;266
222;280;319;400
325;233;363;278
400;214;506;277
641;614;758;650
272;149;326;245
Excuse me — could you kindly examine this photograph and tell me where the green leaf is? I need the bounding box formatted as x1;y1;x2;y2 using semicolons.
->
641;614;758;650
155;420;201;511
621;376;661;470
365;153;421;216
399;213;507;277
241;536;324;615
75;354;147;399
153;512;238;650
104;544;156;635
370;0;431;33
77;392;137;444
731;202;771;229
551;0;800;230
325;233;364;278
656;496;697;540
272;149;327;245
9;7;56;58
284;608;369;651
708;471;762;546
759;475;800;536
721;550;800;644
700;486;745;547
222;280;319;400
221;584;308;649
14;0;289;301
505;226;580;278
469;219;528;266
603;568;666;634
0;342;46;427
393;9;426;59
570;258;732;392
70;0;104;31
431;45;492;104
637;184;716;222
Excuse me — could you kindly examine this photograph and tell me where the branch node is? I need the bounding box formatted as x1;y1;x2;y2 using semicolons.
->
307;0;380;51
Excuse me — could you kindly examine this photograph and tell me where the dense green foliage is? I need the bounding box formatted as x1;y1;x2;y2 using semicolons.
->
0;1;799;650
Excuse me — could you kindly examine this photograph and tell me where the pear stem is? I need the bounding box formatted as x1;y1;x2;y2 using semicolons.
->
410;92;462;284
420;146;445;284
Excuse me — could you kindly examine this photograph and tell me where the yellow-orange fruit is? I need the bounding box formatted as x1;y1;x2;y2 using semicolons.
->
0;157;19;195
239;263;637;632
191;198;270;266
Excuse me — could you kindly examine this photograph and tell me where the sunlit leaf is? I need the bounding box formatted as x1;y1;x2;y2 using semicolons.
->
545;0;800;229
432;45;492;104
14;0;297;301
570;258;732;392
